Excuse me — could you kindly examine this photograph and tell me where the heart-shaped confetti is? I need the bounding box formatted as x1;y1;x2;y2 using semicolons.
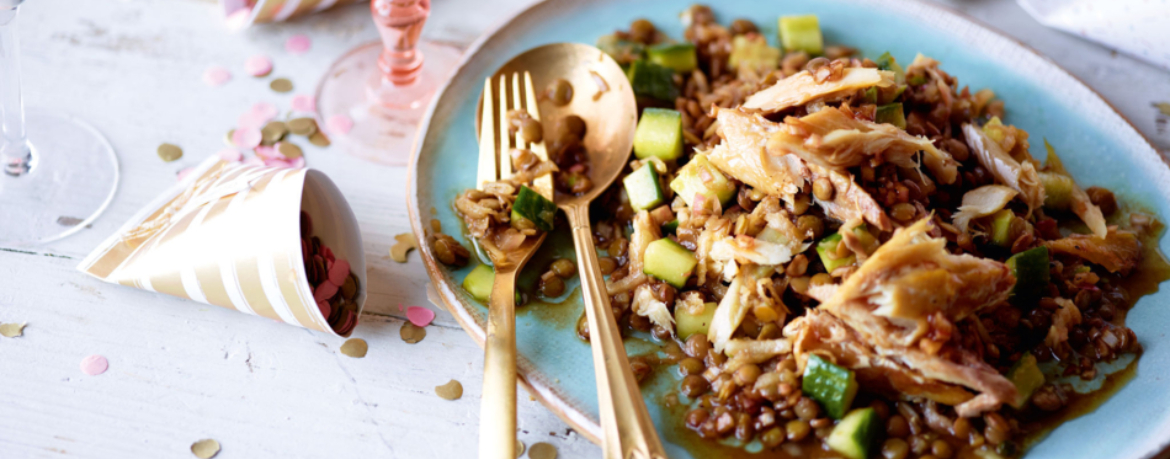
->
285;34;312;54
289;157;305;168
314;280;339;303
190;439;221;459
0;322;26;338
80;354;108;376
434;379;463;400
233;127;262;149
218;148;243;162
291;94;316;113
245;55;273;77
406;306;435;327
202;66;232;87
340;338;368;358
390;233;418;263
254;145;280;160
328;259;350;286
326;114;353;135
251;102;279;124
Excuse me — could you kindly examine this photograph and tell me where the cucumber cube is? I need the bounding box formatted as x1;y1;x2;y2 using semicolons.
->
816;233;856;272
827;408;882;459
990;208;1014;247
643;238;697;288
627;60;679;101
729;34;781;73
647;43;698;72
875;103;906;129
634;108;684;161
779;15;824;55
623;163;665;212
462;264;494;303
803;354;858;419
511;185;557;232
1006;352;1045;409
669;153;737;208
675;301;717;340
1007;246;1049;302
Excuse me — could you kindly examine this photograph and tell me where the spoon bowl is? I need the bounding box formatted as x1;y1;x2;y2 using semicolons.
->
479;43;637;204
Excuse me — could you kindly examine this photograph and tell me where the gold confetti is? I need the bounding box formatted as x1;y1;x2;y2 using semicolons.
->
528;442;557;459
270;78;294;93
390;233;418;263
430;218;441;232
308;131;331;147
261;121;288;145
277;142;303;159
288;117;318;136
434;379;463;400
400;322;426;344
224;129;236;147
339;338;368;358
1156;102;1170;117
516;440;526;458
0;322;26;338
190;439;220;459
157;143;183;162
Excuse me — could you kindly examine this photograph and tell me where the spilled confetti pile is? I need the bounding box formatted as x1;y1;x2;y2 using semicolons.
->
302;211;360;335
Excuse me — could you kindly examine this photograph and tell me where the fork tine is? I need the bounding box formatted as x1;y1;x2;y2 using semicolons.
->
523;71;554;200
498;74;513;180
511;73;525;152
477;78;497;191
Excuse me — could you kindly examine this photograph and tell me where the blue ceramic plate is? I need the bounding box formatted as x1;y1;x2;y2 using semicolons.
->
407;1;1170;457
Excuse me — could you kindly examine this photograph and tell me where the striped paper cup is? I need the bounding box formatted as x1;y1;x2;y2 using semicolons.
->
78;155;366;337
221;0;365;28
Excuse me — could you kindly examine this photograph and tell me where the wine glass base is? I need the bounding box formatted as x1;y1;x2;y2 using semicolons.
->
0;109;119;246
315;40;461;166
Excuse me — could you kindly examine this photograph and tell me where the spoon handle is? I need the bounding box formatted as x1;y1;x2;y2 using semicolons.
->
479;269;518;459
565;204;668;459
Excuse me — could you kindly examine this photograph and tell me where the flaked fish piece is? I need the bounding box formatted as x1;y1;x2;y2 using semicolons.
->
631;283;674;334
1044;227;1142;274
1043;142;1108;239
767;106;958;184
708;109;891;230
743;68;895;113
708;265;783;353
785;310;987;409
810;218;1018;416
952;185;1018;233
606;210;658;294
963;123;1045;214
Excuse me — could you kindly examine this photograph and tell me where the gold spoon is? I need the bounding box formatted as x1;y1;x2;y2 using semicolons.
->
486;43;667;459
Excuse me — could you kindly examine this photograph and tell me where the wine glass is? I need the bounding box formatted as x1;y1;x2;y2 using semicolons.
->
314;0;460;165
0;0;119;246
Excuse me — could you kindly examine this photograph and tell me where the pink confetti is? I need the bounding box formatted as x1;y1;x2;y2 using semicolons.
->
251;102;279;123
326;114;353;135
289;157;306;168
243;156;264;167
264;158;293;168
80;354;108;376
314;280;339;302
254;145;280;160
398;303;405;312
323;246;334;262
285;34;312;54
218;148;244;162
245;55;273;77
233;127;262;149
202;66;232;86
291;94;316;113
328;259;350;285
317;299;332;319
406;306;436;327
177;167;195;181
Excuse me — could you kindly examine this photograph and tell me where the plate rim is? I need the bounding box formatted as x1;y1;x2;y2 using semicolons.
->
405;0;1170;454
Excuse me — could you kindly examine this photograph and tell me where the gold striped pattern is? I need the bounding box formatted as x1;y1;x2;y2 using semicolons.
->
247;0;363;24
77;157;353;336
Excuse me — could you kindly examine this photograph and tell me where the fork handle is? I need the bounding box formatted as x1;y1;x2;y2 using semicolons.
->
479;269;518;459
565;204;668;459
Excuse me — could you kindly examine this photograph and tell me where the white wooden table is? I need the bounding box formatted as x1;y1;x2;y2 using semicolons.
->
2;1;1167;458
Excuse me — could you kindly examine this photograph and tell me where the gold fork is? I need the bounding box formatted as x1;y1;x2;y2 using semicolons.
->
476;71;552;459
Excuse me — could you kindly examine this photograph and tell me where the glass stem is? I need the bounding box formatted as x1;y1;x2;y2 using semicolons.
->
0;4;30;176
